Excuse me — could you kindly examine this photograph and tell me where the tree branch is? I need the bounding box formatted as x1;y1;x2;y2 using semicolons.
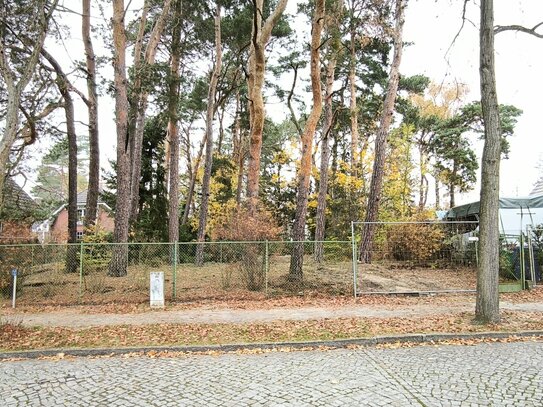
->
494;22;543;38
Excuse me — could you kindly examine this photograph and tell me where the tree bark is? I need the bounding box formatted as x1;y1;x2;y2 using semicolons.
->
82;0;100;228
181;135;206;226
0;0;58;212
449;182;455;208
246;0;289;214
168;0;183;244
314;46;338;262
232;86;245;206
196;2;222;266
41;49;79;272
349;25;359;174
359;0;405;263
109;0;131;277
418;144;427;211
288;0;325;281
129;0;173;224
435;177;441;210
476;0;501;323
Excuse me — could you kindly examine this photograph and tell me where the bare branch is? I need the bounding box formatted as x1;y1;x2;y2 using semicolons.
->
494;22;543;38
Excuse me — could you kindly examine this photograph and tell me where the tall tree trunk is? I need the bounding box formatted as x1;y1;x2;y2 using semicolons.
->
435;177;441;210
349;26;358;174
168;0;183;244
476;0;501;323
246;0;289;214
65;83;78;273
0;0;57;212
418;145;426;211
314;47;338;262
449;182;455;208
40;50;79;272
217;104;225;155
288;0;325;281
181;135;206;226
359;0;405;263
196;2;222;266
232;86;245;206
129;0;173;225
82;0;100;228
109;0;131;277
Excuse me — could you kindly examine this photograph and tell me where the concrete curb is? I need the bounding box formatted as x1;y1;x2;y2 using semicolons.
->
1;330;543;360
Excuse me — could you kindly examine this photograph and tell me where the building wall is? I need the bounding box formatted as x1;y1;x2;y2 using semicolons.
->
50;206;115;243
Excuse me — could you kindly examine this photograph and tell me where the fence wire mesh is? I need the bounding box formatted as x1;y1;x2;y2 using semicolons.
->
527;226;543;285
352;221;479;294
1;240;353;306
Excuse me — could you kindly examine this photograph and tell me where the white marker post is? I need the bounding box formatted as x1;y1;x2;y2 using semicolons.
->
468;236;479;266
11;268;18;308
150;271;165;308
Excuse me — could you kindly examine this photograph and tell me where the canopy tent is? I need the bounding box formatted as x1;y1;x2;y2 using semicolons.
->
445;194;543;235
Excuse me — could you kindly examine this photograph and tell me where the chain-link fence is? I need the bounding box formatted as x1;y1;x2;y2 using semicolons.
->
0;241;353;306
527;226;543;286
352;221;479;294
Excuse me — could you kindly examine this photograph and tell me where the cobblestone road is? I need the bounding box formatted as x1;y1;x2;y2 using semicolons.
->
1;341;542;406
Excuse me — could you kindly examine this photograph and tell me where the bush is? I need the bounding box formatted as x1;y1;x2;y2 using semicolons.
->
387;223;446;265
214;204;280;290
213;204;281;242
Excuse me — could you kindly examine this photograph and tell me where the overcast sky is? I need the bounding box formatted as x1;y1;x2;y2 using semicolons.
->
401;0;543;202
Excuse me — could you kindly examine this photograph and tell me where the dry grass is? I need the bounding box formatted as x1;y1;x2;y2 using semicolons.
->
0;252;491;307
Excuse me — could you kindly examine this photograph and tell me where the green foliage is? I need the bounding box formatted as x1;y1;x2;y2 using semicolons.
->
499;249;516;280
103;115;169;242
134;116;169;242
431;127;478;197
380;125;416;219
32;138;89;213
398;74;430;95
451;101;523;158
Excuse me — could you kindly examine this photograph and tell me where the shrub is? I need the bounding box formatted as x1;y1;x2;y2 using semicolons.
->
387;223;445;265
214;204;280;290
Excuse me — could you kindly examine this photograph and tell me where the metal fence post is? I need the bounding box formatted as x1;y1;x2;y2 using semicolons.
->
79;242;84;303
173;241;178;300
265;240;269;296
351;222;357;298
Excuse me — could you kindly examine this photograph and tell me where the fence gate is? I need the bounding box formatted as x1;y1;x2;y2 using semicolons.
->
351;221;479;295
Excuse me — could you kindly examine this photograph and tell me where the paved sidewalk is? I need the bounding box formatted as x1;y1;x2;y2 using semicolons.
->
5;300;543;328
1;341;542;406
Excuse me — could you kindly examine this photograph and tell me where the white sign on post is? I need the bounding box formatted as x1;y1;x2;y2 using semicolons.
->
150;271;165;308
11;269;18;309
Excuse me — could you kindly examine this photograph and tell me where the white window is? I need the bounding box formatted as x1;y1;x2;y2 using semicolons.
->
76;231;84;241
